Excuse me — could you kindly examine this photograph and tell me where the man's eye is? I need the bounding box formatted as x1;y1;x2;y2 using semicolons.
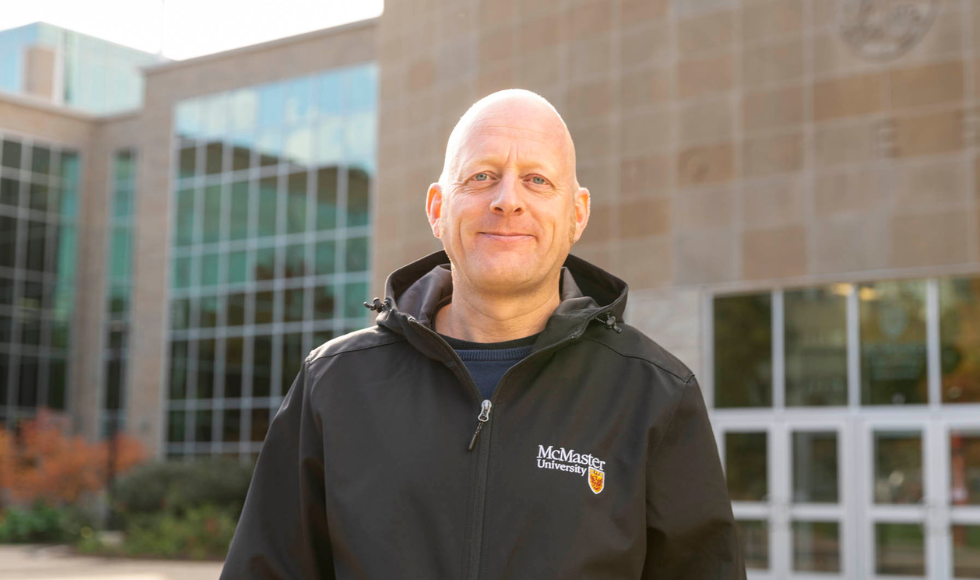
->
473;173;489;181
531;176;547;185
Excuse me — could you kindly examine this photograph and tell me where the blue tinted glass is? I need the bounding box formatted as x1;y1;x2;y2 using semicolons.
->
285;126;313;166
228;88;258;144
345;112;377;171
319;72;343;116
258;83;284;127
56;224;76;283
315;117;344;166
346;65;377;112
201;93;228;139
110;226;131;280
284;77;313;125
175;99;202;139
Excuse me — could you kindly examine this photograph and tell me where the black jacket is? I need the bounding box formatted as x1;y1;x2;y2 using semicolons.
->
221;251;745;580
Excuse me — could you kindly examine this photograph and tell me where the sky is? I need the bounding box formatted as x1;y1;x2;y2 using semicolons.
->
0;0;384;60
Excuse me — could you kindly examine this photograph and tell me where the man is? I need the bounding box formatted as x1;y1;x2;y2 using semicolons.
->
221;90;744;579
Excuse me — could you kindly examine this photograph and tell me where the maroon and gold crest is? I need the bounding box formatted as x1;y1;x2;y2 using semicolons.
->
588;467;605;494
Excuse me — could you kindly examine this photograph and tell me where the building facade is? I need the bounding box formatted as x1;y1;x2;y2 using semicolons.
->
2;1;980;578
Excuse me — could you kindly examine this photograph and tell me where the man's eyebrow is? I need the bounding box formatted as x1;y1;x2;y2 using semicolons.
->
456;156;561;176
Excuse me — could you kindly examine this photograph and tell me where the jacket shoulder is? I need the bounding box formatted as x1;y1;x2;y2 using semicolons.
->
583;322;694;384
307;325;404;364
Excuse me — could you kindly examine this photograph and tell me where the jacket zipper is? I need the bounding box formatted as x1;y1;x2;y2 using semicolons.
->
407;315;605;580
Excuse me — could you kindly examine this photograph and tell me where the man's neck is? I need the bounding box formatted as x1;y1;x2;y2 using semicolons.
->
433;276;561;343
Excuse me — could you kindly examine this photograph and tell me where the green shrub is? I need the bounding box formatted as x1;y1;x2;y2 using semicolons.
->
112;458;254;527
121;505;237;560
0;502;94;544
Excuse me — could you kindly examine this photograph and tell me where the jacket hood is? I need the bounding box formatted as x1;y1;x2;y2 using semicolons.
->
372;250;628;362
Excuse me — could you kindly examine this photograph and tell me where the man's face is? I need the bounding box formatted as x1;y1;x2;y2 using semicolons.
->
426;98;590;296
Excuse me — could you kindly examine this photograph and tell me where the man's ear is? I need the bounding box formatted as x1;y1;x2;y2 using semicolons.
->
571;187;590;244
426;182;444;238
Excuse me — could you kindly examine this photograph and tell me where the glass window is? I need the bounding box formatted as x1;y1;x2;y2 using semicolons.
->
315;117;344;166
951;433;980;506
345;236;369;273
175;99;201;139
113;184;133;220
258;177;278;237
345;112;377;171
346;166;370;228
792;431;838;503
25;221;46;271
876;522;924;576
229;181;249;241
175;187;195;246
258;83;284;128
319;72;342;116
222;408;241;443
168;410;186;443
105;359;123;410
315;240;336;276
940;276;980;403
725;432;767;501
0;216;16;268
18;356;38;408
953;525;980;578
231;145;251;172
284;77;313;125
228;88;257;138
172;256;192;289
314;284;336;320
257;129;281;167
344;281;368;320
29;183;49;212
227;292;246;327
179;145;196;179
346;65;377;113
285;126;313;166
227;250;248;285
31;146;52;175
201;253;219;287
225;336;244;399
736;520;768;571
793;521;839;573
284;288;305;323
2;139;22;169
251;407;270;442
110;227;131;281
714;293;772;408
285;243;306;278
287;172;307;234
205;142;223;176
252;335;272;398
203;184;222;243
195;409;213;443
313;330;334;347
281;333;303;395
171;298;190;331
0;177;18;207
201;93;227;139
199;295;219;329
48;358;66;409
255;291;274;325
255;247;276;282
60;152;79;183
316;167;338;230
874;431;923;504
196;339;215;399
860;280;928;405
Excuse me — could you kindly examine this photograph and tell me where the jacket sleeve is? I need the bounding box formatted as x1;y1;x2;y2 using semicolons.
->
642;375;745;579
220;358;335;580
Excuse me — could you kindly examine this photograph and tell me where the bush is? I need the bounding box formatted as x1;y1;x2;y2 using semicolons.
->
0;501;94;543
112;458;254;527
123;505;238;560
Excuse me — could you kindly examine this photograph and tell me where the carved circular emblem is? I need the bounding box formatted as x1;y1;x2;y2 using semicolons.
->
836;0;939;60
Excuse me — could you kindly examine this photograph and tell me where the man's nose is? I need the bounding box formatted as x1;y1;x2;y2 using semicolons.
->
490;175;524;215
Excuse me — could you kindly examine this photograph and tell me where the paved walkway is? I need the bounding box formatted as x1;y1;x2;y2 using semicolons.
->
0;545;222;580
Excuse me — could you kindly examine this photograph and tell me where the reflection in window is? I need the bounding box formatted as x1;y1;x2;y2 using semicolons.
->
874;431;923;504
876;522;924;576
736;520;768;570
714;293;772;408
951;433;980;506
793;521;839;573
792;431;838;503
940;277;980;404
785;286;848;406
725;432;767;501
953;525;980;578
860;280;927;405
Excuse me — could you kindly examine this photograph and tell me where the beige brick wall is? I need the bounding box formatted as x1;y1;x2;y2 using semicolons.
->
374;0;980;373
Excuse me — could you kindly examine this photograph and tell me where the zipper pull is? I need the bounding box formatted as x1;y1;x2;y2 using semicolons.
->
467;400;492;451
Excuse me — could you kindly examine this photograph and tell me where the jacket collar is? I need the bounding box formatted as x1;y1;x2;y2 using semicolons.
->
374;250;628;362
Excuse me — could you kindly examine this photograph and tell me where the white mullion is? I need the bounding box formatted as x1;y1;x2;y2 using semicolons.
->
771;420;791;577
926;278;941;410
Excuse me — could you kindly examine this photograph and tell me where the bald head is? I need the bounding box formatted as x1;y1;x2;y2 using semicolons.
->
439;89;579;191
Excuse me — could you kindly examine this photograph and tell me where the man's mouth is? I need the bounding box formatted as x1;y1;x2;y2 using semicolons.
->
480;232;534;242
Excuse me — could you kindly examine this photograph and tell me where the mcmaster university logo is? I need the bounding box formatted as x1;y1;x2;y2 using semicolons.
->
536;445;606;494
